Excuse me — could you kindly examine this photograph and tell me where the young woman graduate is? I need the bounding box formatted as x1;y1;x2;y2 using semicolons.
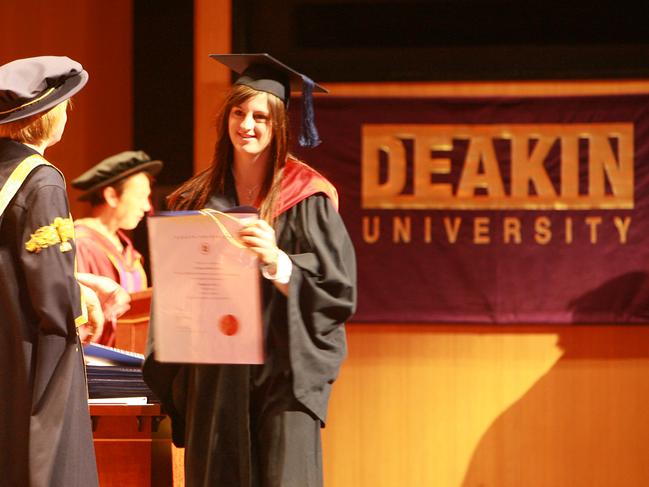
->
143;54;357;486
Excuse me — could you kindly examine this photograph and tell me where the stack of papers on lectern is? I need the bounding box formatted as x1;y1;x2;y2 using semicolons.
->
84;343;157;403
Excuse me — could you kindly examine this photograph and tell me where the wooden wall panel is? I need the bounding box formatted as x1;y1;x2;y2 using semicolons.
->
194;0;232;174
323;325;649;487
1;0;133;218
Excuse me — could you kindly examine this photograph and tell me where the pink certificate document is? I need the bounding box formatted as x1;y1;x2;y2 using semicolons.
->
147;210;264;364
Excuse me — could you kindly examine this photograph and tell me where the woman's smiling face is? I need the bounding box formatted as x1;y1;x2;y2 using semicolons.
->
228;91;273;158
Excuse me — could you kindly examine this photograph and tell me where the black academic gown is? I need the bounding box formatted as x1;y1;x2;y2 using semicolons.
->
143;181;357;486
0;139;98;487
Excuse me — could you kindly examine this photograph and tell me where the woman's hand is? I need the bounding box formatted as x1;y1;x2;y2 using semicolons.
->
239;219;290;295
239;219;279;269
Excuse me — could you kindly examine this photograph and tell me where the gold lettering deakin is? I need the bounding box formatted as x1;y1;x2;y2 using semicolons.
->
362;123;634;210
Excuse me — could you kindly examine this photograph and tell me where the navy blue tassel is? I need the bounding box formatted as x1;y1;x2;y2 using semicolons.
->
298;76;322;148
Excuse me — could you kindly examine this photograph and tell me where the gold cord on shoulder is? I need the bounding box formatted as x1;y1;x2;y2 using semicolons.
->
25;216;74;253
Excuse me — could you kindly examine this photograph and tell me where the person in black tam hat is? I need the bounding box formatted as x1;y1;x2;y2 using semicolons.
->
70;150;162;345
0;56;101;486
143;53;357;487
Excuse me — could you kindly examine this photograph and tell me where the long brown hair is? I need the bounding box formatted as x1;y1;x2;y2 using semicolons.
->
167;84;289;223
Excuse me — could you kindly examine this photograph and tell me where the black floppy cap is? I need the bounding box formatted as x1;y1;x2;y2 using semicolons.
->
0;56;88;124
72;150;163;201
209;53;327;148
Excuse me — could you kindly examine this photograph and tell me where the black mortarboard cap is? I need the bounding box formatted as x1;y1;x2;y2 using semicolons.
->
72;150;163;201
209;53;327;148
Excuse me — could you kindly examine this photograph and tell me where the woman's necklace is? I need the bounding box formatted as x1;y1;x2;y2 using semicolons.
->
237;182;260;206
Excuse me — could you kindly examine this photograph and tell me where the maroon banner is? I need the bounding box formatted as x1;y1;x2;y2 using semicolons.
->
292;95;649;323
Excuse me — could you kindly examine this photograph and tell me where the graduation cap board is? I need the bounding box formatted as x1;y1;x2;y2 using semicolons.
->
209;53;327;148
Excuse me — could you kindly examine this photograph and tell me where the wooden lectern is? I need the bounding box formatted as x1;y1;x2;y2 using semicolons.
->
115;288;152;354
90;288;184;486
91;403;172;487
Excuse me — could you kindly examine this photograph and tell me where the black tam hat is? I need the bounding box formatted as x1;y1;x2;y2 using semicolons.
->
209;53;327;148
72;150;163;201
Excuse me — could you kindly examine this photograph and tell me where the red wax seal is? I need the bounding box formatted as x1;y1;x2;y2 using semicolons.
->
219;314;239;336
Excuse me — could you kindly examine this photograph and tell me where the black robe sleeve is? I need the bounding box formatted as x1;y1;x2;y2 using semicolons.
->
19;174;84;337
278;194;357;423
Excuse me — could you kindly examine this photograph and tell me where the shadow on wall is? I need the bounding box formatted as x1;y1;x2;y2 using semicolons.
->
461;272;649;487
569;271;649;325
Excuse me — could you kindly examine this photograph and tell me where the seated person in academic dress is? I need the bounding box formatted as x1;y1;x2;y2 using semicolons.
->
71;150;162;344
